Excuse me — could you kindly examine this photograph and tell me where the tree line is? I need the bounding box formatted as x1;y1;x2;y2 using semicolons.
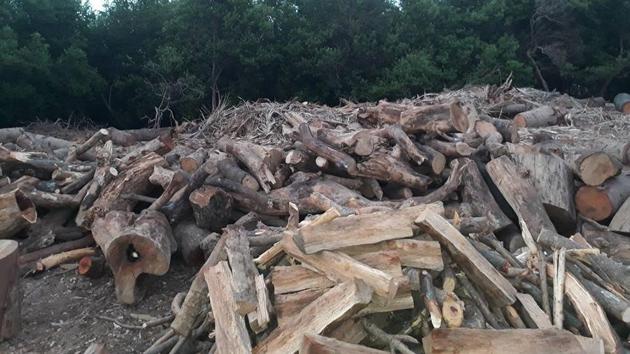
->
1;0;628;128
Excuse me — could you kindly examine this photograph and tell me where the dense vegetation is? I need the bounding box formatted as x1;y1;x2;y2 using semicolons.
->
1;0;628;128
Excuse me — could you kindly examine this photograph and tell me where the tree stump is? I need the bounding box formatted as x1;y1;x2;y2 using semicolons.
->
0;240;20;340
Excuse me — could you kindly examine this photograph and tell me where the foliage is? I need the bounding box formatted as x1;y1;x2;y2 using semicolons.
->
0;0;628;127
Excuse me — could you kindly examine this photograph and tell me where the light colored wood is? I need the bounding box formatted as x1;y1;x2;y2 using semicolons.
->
248;274;272;334
609;197;630;234
515;293;553;329
225;228;259;315
300;334;387;354
0;189;36;239
553;248;567;329
513;105;558;128
295;203;443;254
254;281;372;354
415;210;517;307
35;247;96;272
546;264;622;354
271;265;334;295
276;288;326;328
204;261;252;354
326;318;367;344
340;239;443;271
423;328;604;354
281;235;399;299
254;241;284;270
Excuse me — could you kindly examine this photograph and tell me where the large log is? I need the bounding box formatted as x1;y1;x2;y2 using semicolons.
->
253;281;372;354
359;101;470;133
294;203;443;254
179;148;207;174
423;328;604;354
0;189;36;239
510;146;576;232
117;135;173;167
91;210;175;304
218;137;277;192
416;210;517;307
107;127;172;147
204;261;252;354
173;219;216;266
300;334;387;354
355;153;432;191
513;105;561;128
0;240;20;340
296;123;358;175
189;186;233;231
217;157;259;191
575;173;630;221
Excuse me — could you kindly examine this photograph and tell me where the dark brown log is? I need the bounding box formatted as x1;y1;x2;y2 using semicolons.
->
92;210;175;304
78;255;106;279
425;139;475;157
513;106;561;128
383;183;413;199
217;157;260;191
189;186;233;231
423;328;604;354
173;219;216;266
23;188;81;209
510;147;576;233
0;189;37;239
0;240;20;340
180;148;207;174
575;173;630;221
460;160;512;232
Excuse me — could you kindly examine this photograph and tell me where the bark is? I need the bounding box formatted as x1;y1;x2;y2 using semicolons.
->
575;173;630;221
180;148;207;174
0;189;37;239
217;157;259;191
173;219;217;266
217;137;277;193
190;185;232;231
0;240;20;340
513;106;560;128
355;153;432;191
359;101;470;133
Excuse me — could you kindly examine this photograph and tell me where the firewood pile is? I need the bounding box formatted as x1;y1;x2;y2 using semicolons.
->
0;84;629;353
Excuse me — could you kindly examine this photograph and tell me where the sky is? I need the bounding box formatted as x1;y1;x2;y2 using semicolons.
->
89;0;106;11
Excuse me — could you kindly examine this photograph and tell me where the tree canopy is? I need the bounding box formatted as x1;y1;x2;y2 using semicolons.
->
0;0;628;127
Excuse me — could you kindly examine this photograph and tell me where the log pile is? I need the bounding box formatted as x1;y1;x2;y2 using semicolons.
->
1;84;630;353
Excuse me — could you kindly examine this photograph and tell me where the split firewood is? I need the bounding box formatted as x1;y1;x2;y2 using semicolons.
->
204;261;252;354
247;274;272;334
253;281;372;354
608;197;630;234
189;186;233;231
416;210;517;307
423;328;604;354
0;240;20;340
0;188;37;239
92;210;175;304
340;239;444;271
275;288;327;327
514;292;553;329
294;203;443;254
225;227;258;315
300;334;387;354
271;265;334;295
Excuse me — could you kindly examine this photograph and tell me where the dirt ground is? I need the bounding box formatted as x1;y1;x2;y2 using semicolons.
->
0;259;196;354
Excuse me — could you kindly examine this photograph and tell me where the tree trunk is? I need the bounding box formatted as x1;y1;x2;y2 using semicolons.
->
575;173;630;221
180;148;207;174
0;240;20;340
513;106;560;128
217;157;260;191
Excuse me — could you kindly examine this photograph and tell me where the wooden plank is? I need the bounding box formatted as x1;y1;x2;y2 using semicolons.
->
341;239;443;270
415;210;517;306
300;334;387;354
248;274;272;334
546;265;622;354
204;261;252;354
515;292;553;329
271;265;334;295
281;235;399;299
225;228;258;315
423;328;604;354
254;281;373;354
295;203;444;254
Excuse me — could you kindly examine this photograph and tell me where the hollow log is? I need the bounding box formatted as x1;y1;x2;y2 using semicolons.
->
575;173;630;221
217;157;259;191
513;106;560;128
510;147;576;233
0;240;20;340
0;189;37;239
92;210;175;304
189;186;233;231
423;328;604;354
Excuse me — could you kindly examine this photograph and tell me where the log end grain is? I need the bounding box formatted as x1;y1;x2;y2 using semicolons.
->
575;186;613;221
578;152;620;186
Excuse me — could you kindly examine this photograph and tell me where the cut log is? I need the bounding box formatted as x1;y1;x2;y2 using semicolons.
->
163;145;194;167
161;158;214;224
173;219;216;266
295;123;358;175
65;129;109;162
281;235;399;299
189;186;233;231
218;137;277;192
416;210;517;307
295;203;442;254
91;210;175;304
253;281;372;354
580;276;630;324
422;270;442;328
340;239;443;271
0;240;20;340
416;144;446;175
300;334;387;354
486;155;557;238
326;318;368;345
370;125;427;164
460;160;511;232
513;106;560;128
75;141;116;228
514;292;553;329
425;140;475;157
575;173;630;221
0;189;37;239
479;114;518;143
614;93;630;113
510;147;576;233
546;264;622;354
107;127;172;147
117;135;173;167
581;222;630;264
356;153;433;190
359;101;469;133
609;197;630;234
18;236;94;266
571;151;621;186
423;328;604;354
22;188;81;209
217;157;260;191
271;265;334;295
225;227;258;315
78;255;106;279
35;247;95;272
383;183;413;199
204;261;252;354
179;148;207;174
148;166;175;189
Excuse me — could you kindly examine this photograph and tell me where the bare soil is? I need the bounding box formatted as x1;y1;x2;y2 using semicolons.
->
0;259;196;354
